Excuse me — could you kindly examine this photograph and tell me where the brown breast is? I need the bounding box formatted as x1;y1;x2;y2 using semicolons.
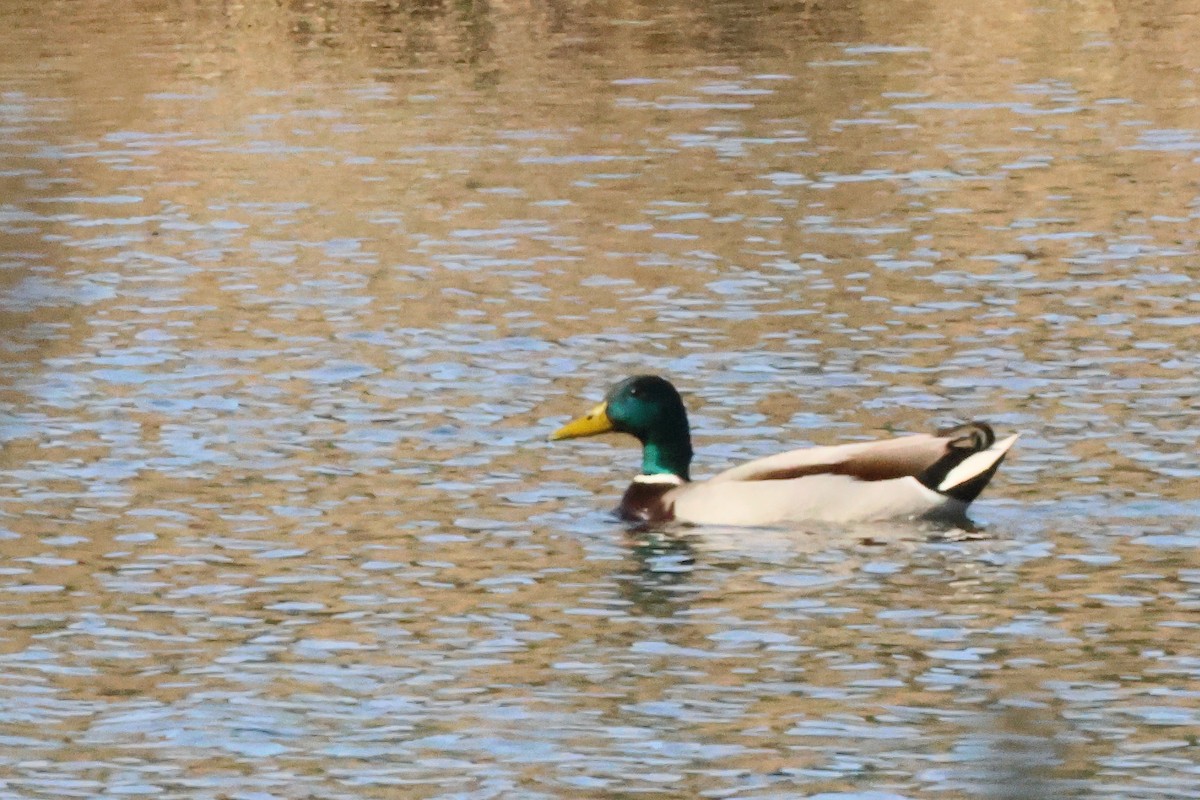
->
616;481;677;523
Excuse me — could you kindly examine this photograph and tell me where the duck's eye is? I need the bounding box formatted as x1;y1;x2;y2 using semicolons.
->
629;386;641;397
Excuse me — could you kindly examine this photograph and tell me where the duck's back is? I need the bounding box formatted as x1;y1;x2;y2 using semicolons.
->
669;426;1014;526
704;433;950;485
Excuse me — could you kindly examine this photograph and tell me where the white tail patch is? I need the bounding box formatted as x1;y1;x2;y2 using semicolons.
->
937;434;1019;492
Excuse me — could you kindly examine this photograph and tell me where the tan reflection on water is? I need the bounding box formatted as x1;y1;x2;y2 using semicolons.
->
1;0;1199;797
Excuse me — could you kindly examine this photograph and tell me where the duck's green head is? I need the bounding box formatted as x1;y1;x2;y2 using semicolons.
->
551;375;693;479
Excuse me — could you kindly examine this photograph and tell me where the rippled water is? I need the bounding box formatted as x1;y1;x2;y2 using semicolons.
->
2;1;1199;797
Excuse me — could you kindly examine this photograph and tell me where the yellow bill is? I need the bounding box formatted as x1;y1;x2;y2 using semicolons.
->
550;402;613;440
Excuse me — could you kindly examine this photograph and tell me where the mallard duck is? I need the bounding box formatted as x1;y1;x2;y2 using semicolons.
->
551;375;1017;526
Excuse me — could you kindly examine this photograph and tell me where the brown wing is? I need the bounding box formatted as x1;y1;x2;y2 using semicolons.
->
746;451;937;482
715;424;996;484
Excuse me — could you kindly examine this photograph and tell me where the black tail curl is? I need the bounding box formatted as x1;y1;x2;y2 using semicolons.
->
938;422;995;452
919;422;1001;503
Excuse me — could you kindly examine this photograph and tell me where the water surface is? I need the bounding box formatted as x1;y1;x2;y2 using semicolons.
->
2;0;1199;797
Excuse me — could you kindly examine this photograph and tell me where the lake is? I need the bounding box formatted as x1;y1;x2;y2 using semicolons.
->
1;0;1198;797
